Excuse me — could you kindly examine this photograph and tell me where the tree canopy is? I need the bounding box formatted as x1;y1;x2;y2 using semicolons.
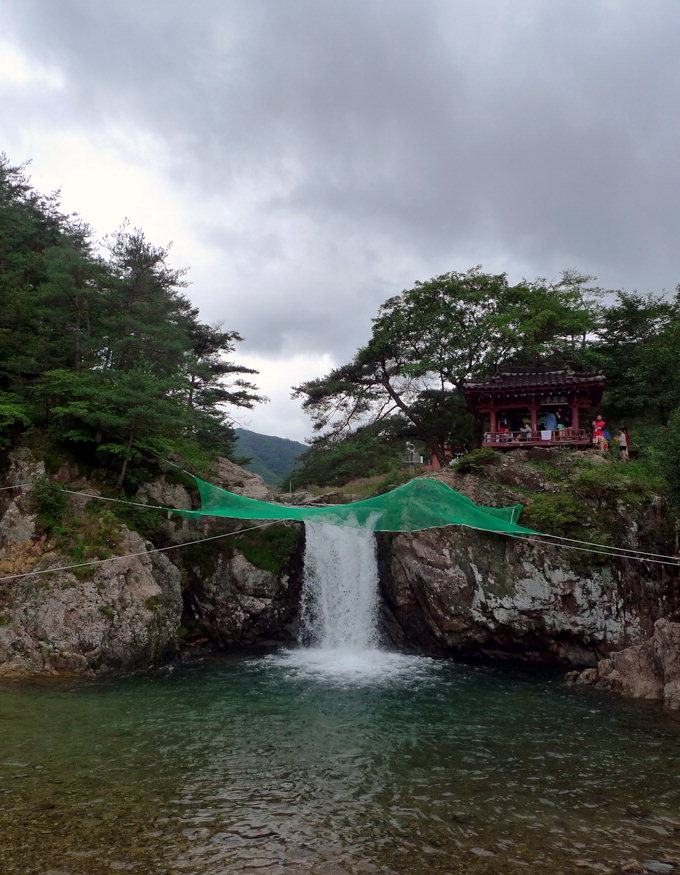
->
294;267;600;463
0;155;262;484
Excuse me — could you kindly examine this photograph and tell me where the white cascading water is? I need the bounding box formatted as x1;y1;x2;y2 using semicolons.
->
298;521;379;650
265;519;435;682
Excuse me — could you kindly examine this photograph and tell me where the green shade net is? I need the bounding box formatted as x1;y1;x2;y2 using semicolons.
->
175;476;537;535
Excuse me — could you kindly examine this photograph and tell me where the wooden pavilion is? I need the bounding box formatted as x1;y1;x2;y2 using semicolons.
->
462;365;606;449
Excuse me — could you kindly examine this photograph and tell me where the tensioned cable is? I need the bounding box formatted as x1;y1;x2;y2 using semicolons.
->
517;532;680;562
0;521;276;582
512;526;680;559
505;531;680;568
4;482;678;567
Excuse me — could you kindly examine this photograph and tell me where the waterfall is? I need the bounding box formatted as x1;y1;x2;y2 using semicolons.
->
299;521;379;651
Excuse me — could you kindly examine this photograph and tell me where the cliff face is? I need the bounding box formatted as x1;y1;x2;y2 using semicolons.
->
0;450;183;676
379;451;679;675
575;618;680;709
1;446;678;712
0;449;302;677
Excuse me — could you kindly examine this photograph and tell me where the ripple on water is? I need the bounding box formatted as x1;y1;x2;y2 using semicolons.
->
1;653;680;874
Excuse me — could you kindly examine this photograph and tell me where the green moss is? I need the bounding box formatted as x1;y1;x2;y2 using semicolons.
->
111;503;164;541
181;532;226;578
526;458;569;483
145;596;161;611
232;524;301;575
0;614;10;627
98;605;114;618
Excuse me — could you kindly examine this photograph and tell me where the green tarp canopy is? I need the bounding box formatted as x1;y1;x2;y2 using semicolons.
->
176;476;537;535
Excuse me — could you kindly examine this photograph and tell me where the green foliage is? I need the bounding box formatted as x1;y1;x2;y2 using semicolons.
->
571;465;624;510
31;477;67;535
662;408;680;510
287;421;403;490
0;392;31;446
231;524;301;575
110;502;164;542
521;493;588;539
590;290;680;426
0;154;262;488
294;267;599;463
454;447;501;474
371;467;414;495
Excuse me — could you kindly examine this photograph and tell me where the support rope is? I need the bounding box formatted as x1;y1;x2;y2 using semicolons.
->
0;521;276;582
2;479;678;572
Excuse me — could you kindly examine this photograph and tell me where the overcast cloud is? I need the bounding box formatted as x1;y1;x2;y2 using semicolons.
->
2;0;679;440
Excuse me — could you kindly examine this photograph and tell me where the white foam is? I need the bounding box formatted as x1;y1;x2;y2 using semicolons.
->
263;647;442;685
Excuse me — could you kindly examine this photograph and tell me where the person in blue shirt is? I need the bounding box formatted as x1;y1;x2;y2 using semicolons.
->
543;411;557;431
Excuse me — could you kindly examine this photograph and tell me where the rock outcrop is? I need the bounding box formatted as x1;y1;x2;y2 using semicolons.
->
1;444;678;708
0;451;183;676
0;449;301;677
380;527;644;664
185;536;303;646
379;451;679;674
0;529;183;677
576;618;680;709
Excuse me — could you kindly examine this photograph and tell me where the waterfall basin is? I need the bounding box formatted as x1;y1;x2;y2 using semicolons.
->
2;650;680;874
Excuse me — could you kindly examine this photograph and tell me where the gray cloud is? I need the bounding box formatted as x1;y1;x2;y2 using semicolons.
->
3;0;680;435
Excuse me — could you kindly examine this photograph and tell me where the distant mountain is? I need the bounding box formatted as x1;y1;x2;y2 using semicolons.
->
234;428;307;486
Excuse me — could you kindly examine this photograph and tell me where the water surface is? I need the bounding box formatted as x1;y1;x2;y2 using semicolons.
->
1;651;679;874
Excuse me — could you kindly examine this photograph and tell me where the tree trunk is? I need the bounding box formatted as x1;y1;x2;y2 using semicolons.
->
115;426;136;492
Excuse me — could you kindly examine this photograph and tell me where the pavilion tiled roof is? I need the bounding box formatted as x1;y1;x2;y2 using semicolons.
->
463;365;605;392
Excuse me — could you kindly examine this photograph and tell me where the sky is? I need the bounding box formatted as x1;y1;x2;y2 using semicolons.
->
2;0;679;442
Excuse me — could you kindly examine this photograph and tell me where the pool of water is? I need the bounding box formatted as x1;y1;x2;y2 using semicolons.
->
1;649;679;874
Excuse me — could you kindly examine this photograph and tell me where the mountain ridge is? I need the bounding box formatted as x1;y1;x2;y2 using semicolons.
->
234;428;306;485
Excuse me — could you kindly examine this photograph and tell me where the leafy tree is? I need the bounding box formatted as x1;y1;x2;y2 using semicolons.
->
287;420;405;490
0;155;263;483
662;408;680;510
0;392;31;447
591;290;680;425
294;267;599;462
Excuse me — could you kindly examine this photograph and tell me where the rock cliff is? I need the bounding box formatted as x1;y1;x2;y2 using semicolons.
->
0;448;302;677
1;445;678;712
575;618;680;710
379;450;679;690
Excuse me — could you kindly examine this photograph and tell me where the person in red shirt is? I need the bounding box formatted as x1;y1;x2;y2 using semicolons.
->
592;414;606;450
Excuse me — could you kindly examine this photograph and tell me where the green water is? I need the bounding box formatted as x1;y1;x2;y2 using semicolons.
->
1;649;679;874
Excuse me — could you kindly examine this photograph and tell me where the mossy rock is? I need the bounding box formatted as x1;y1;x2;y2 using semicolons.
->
232;524;302;575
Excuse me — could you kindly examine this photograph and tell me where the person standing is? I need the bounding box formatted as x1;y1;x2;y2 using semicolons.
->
617;428;629;460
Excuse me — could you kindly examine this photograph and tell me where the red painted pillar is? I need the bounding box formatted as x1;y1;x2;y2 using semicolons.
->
489;408;497;437
571;398;580;431
530;404;538;432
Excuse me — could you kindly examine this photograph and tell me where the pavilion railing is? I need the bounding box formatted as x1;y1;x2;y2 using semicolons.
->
482;428;590;446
